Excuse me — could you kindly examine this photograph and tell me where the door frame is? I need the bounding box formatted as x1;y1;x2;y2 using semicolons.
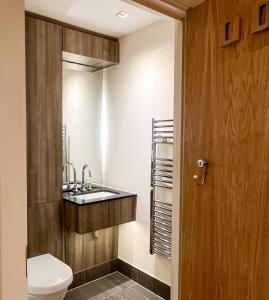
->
0;1;187;299
0;0;28;299
172;19;185;300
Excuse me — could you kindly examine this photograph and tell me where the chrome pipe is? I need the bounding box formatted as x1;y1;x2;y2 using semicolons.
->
153;214;172;222
153;157;173;162
153;168;173;173
154;231;172;239
153;219;172;228
153;245;171;255
153;208;172;216
153;179;173;185
153;162;173;167
154;225;172;234
154;204;173;212
153;119;173;123
153;200;172;206
153;130;174;134
152;249;171;260
153;183;173;190
153;240;172;250
153;234;172;244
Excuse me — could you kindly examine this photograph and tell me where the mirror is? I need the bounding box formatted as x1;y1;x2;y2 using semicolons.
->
62;63;103;184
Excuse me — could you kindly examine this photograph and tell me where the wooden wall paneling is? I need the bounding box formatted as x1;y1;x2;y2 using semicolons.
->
63;28;120;68
65;227;118;273
181;0;269;299
28;202;64;259
25;11;118;42
26;16;62;205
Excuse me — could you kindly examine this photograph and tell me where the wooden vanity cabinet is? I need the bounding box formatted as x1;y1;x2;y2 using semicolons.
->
64;196;137;234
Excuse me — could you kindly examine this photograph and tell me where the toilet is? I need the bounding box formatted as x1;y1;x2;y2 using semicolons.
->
27;254;73;300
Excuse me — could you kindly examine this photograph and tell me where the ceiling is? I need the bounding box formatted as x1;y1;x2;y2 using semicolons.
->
25;0;167;38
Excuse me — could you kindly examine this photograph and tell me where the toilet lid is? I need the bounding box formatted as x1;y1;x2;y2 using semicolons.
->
27;254;73;295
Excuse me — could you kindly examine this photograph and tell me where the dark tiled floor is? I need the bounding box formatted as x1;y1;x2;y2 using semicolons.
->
65;272;163;300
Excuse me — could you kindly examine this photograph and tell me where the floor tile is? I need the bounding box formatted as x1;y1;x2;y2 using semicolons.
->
65;272;163;300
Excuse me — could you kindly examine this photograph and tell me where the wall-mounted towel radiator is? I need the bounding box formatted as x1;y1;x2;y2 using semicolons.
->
150;119;173;260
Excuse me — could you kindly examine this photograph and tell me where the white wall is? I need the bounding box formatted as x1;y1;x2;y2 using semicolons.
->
0;0;27;299
62;19;179;285
103;20;176;285
63;67;103;184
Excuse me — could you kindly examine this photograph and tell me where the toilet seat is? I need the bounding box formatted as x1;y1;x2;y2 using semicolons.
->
27;254;73;295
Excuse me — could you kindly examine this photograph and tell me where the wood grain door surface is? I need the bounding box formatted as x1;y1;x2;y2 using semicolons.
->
181;0;269;299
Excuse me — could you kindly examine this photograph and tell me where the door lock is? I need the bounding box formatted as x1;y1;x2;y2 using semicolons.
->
193;159;208;186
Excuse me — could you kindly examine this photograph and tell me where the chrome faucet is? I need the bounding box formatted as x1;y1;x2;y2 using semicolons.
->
62;162;78;193
82;164;92;190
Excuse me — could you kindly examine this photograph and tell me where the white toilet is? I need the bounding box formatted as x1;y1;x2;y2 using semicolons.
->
27;254;73;300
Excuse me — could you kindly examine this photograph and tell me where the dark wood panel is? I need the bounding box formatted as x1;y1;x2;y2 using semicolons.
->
65;227;118;272
28;202;64;260
63;28;119;67
25;11;118;42
26;16;62;205
181;0;269;299
64;196;137;234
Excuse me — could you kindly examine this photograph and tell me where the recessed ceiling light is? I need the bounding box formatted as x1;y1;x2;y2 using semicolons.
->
116;11;129;18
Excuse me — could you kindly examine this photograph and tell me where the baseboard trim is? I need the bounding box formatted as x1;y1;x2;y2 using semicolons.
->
117;259;170;300
69;259;118;290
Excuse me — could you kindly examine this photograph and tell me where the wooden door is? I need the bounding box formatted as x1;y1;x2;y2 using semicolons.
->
181;0;269;299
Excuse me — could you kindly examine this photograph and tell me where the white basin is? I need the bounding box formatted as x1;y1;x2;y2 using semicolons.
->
76;191;117;201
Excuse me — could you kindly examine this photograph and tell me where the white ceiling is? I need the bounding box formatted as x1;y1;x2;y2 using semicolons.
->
25;0;166;38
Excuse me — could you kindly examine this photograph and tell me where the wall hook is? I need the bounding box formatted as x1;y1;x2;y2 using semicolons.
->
193;159;208;186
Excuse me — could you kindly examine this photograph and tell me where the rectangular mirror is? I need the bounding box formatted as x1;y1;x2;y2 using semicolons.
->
62;62;103;184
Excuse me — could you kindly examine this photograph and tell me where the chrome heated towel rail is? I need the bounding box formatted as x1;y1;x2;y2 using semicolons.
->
150;119;173;260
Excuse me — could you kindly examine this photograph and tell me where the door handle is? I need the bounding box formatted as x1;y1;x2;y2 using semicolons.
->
193;159;208;186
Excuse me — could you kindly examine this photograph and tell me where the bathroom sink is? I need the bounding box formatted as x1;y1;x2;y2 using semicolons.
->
63;185;136;206
63;185;137;234
75;191;117;201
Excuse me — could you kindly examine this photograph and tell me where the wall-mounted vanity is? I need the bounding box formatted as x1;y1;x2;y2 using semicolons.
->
63;186;136;234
